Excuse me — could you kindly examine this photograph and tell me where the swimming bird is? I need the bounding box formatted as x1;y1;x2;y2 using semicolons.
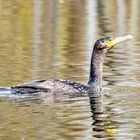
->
9;35;132;95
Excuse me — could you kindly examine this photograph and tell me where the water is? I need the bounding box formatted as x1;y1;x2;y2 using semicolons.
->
0;0;140;139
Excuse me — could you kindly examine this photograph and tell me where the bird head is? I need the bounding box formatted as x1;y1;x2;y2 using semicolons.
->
95;35;133;51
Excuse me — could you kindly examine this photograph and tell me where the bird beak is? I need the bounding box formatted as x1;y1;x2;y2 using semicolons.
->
108;35;133;49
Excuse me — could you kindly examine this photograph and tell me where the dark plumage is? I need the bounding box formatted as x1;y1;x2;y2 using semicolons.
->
1;35;132;95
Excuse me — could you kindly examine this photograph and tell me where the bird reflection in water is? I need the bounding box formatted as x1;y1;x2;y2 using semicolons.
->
89;94;117;139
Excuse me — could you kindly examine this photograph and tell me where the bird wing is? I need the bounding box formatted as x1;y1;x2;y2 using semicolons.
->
11;79;88;94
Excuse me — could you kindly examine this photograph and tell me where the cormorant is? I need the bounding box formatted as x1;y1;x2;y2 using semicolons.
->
3;35;132;95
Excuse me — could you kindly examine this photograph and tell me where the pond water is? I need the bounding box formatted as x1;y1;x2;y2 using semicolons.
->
0;0;140;140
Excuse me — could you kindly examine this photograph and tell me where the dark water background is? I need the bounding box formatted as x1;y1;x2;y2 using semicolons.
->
0;0;140;139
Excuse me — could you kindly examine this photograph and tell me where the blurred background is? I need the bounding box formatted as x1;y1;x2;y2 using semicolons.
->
0;0;140;140
0;0;139;87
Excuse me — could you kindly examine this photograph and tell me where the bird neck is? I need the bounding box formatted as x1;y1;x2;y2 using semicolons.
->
88;45;106;88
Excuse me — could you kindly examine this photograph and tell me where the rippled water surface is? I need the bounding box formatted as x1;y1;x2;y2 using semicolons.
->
0;0;140;140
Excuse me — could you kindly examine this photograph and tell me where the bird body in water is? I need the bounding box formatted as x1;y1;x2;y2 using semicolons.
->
6;35;132;95
11;79;89;94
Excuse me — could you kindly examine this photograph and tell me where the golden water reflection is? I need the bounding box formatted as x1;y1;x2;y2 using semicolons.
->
0;0;140;139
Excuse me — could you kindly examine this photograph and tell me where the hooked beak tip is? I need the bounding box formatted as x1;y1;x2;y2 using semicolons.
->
114;34;133;45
